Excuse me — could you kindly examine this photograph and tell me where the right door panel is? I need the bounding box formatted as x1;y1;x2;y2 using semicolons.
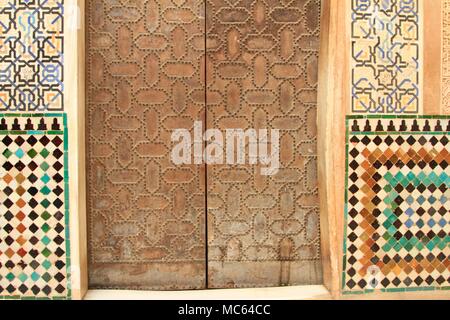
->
206;0;323;288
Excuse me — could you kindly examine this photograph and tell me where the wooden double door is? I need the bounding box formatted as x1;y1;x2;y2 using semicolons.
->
86;0;323;290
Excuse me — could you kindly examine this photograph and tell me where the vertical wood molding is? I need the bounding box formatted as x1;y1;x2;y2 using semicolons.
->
424;0;442;114
65;0;87;300
442;0;450;114
317;0;349;299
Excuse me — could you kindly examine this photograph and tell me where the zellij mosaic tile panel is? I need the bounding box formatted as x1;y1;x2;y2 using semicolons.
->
0;115;70;299
351;0;420;114
0;0;64;111
343;116;449;294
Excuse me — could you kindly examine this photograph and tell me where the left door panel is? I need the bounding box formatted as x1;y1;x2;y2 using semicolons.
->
86;0;206;290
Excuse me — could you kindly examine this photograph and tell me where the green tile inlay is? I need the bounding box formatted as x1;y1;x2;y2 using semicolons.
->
40;161;49;171
40;148;50;158
3;149;12;158
27;149;38;158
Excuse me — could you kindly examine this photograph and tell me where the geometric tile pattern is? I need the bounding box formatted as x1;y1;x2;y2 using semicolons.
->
0;114;69;299
351;0;420;114
443;0;450;114
206;0;322;287
344;116;449;294
0;0;64;111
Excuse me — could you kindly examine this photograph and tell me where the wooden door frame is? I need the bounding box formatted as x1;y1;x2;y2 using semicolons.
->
66;0;87;300
68;0;448;300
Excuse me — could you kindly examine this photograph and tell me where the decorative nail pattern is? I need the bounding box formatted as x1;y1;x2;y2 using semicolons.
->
86;0;206;290
206;0;323;288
